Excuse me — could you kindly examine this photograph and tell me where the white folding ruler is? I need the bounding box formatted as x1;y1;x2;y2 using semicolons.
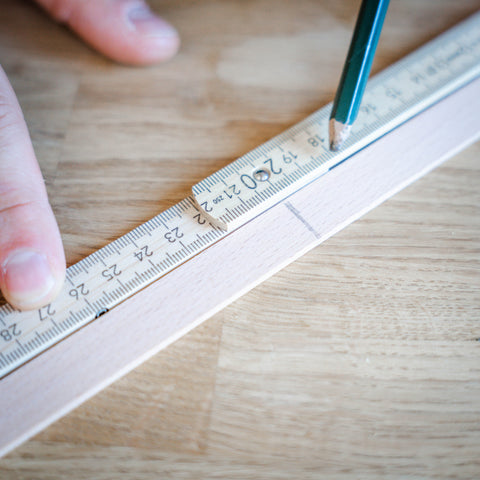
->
0;12;479;380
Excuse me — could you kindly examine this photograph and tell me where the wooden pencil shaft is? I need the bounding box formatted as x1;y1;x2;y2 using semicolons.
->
330;0;389;125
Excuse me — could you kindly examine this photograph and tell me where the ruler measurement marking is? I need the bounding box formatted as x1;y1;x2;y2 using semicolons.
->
0;353;8;368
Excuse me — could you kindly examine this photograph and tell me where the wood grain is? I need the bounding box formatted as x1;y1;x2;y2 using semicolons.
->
0;0;479;478
1;75;477;458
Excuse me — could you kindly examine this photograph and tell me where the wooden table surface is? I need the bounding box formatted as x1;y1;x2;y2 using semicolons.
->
1;0;479;478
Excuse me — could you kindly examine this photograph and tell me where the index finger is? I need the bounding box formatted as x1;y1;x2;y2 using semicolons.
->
0;66;65;310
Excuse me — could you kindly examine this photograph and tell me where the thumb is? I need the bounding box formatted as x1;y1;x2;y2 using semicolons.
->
0;67;65;310
35;0;180;65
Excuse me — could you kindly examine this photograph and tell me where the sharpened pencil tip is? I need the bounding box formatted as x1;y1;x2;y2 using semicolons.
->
329;119;352;151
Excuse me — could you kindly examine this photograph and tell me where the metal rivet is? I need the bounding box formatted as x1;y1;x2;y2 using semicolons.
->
253;169;270;182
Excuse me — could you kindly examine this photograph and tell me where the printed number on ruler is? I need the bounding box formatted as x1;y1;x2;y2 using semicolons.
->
1;12;480;379
0;198;226;377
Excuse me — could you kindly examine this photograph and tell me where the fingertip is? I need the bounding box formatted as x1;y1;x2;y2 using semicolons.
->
0;201;66;311
124;5;180;65
55;0;181;66
1;248;65;311
0;66;66;310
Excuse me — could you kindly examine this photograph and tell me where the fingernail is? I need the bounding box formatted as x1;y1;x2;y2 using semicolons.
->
2;250;56;309
127;5;178;38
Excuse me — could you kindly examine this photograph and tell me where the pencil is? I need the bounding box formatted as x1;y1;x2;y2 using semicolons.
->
329;0;389;151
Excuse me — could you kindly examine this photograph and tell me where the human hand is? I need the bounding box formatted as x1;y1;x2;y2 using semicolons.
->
0;0;180;310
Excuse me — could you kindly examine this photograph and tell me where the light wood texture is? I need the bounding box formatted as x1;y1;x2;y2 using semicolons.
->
1;69;478;459
1;0;479;477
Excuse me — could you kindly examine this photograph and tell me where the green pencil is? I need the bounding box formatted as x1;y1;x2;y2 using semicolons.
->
329;0;389;151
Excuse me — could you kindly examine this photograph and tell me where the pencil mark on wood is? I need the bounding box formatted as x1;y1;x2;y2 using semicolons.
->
284;202;320;239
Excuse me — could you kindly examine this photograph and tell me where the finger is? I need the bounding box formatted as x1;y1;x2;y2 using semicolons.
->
35;0;180;65
0;67;65;310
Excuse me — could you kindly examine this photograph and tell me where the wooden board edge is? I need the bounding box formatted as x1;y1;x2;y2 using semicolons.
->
0;78;479;457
